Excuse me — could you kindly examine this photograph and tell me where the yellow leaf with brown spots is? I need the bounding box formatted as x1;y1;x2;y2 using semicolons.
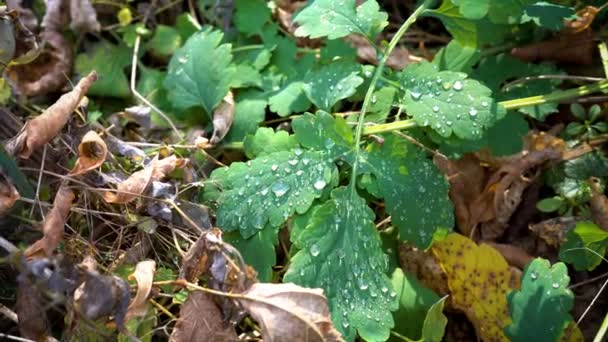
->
432;233;517;342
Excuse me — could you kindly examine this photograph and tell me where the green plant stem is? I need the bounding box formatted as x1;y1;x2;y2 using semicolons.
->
349;0;431;187
598;42;608;78
231;44;265;53
594;311;608;342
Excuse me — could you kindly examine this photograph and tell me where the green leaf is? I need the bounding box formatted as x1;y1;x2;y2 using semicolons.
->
536;197;564;213
388;268;447;342
506;258;574;342
570;103;587;120
521;2;576;31
225;227;277;282
146;25;182;57
175;13;199;41
208;149;336;238
303;60;364;111
564;151;608;180
365;135;454;248
0;145;34;198
433;40;480;73
268;81;311;117
284;187;397;342
292;111;355;160
320;39;358;62
224;90;267;142
559;221;608;271
230;63;262;88
75;41;131;98
234;0;271;36
164;27;235;114
399;61;505;140
452;0;535;24
293;0;388;40
243;127;298;159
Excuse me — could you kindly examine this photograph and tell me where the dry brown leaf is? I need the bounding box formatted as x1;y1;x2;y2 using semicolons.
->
24;185;75;258
397;242;449;297
17;277;49;341
6;71;97;158
170;291;238;342
588;177;608;231
564;6;600;34
126;260;156;319
69;0;100;33
346;35;417;70
6;30;74;97
529;217;580;247
237;283;344;342
103;155;188;203
0;173;19;216
210;91;235;145
486;242;534;269
69;130;108;176
510;29;595;65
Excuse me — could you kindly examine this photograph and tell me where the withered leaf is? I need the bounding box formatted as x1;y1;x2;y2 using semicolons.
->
210;91;235;145
103;155;188;204
25;185;75;258
17;277;49;341
69;130;108;176
6;71;97;158
510;29;595;65
236;283;344;342
0;172;19;216
127;260;156;319
589;177;608;231
529;217;580;247
170;291;238;342
69;0;100;33
564;6;599;33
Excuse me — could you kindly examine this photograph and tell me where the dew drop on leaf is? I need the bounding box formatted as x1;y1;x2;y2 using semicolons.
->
314;179;327;190
310;243;321;257
432;105;439;112
530;271;538;280
271;182;290;197
481;101;489;107
410;90;422;100
469;108;478;117
271;164;278;171
552;283;559;289
453;80;463;91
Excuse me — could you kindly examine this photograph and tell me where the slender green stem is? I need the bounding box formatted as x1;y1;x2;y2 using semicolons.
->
231;44;265;53
598;42;608;78
349;0;431;187
594;311;608;342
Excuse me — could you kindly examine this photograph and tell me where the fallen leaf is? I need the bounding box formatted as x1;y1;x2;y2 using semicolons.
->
487;242;534;269
103;155;188;203
510;29;595;65
69;0;100;33
24;185;75;258
397;242;450;297
0;171;19;216
588;177;608;231
69;130;108;176
346;35;417;70
432;233;519;342
564;6;599;33
5;30;74;96
170;291;238;342
17;277;49;341
210;91;235;145
529;217;580;247
104;134;147;162
6;71;97;158
127;260;156;319
236;283;344;342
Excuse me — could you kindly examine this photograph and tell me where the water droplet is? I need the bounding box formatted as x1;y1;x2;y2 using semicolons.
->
389;290;397;298
552;282;559;289
365;70;372;78
294;148;303;156
371;95;377;103
453;80;463;91
481;101;489;107
302;159;310;165
310;243;320;257
325;139;335;149
296;170;304;176
314;179;327;190
446;120;453;126
342;320;350;329
432;105;439;112
530;271;538;280
260;188;269;196
178;56;188;64
337;84;343;90
442;82;452;90
271;164;278;171
271;182;289;197
410;90;422;100
469;108;478;117
288;159;298;166
381;286;388;293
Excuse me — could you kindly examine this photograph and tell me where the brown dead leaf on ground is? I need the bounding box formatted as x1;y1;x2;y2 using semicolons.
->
588;177;608;231
0;172;19;216
126;260;156;319
6;30;74;97
486;242;534;269
564;6;600;34
170;291;238;342
510;29;595;65
24;185;75;258
17;277;49;341
103;155;188;203
529;217;580;247
6;71;97;158
69;130;108;176
397;242;449;297
210;91;235;145
236;283;344;342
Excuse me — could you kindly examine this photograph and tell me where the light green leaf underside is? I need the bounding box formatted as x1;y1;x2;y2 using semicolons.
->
210;149;335;238
400;61;505;140
506;258;574;342
365;135;454;249
243;127;298;159
284;187;397;342
164;27;235;114
293;0;388;40
303;60;364;112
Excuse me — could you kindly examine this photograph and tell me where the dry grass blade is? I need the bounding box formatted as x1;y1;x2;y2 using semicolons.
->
210;91;235;145
170;291;238;342
127;260;156;319
6;71;97;158
0;173;19;216
69;130;108;176
24;185;75;258
103;155;188;204
236;283;344;342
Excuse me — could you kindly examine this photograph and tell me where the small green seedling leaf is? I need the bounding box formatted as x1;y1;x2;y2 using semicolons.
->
293;111;355;160
234;0;271;36
453;0;534;24
564;151;608;180
389;268;447;342
433;40;480;73
164;27;235;114
284;187;397;342
559;221;608;271
224;227;277;282
365;135;454;248
399;61;505;140
75;41;132;98
303;61;364;112
293;0;388;40
521;2;576;31
244;127;298;159
224;90;267;142
146;25;182;57
536;196;565;213
506;258;574;342
268;81;311;117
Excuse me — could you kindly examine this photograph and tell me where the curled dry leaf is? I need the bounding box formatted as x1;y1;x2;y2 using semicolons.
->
103;155;188;203
0;172;19;216
236;283;344;342
24;185;75;258
69;130;108;176
17;276;49;341
564;6;599;34
6;71;97;158
529;217;580;247
104;134;147;162
170;291;238;342
210;91;235;145
588;177;608;231
127;260;156;319
5;30;74;97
